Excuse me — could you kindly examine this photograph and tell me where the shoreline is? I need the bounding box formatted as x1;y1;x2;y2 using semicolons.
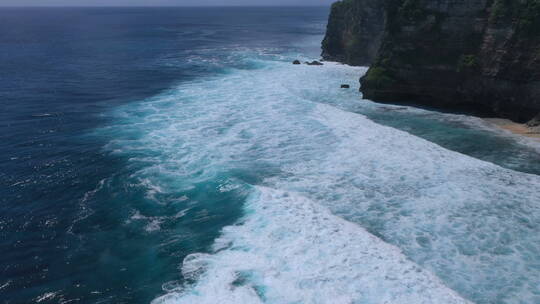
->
325;59;540;145
484;118;540;140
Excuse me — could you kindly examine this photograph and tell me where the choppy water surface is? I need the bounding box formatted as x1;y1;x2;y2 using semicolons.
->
1;7;540;304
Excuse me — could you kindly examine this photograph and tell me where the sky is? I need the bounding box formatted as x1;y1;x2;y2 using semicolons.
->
0;0;336;6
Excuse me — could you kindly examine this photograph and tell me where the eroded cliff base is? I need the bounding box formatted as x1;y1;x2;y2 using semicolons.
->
323;0;540;123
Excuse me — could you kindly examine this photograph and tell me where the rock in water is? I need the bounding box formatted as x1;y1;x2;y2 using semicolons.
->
306;61;323;66
341;84;350;89
292;60;301;65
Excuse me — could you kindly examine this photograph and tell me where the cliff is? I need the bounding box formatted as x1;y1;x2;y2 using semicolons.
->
323;0;540;123
321;0;386;66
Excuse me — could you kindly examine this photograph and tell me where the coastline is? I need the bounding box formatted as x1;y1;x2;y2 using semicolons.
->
484;118;540;140
323;57;540;144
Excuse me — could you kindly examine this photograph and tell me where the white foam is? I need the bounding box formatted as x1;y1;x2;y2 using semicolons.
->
102;57;540;303
152;186;469;304
129;210;164;232
35;291;59;303
275;103;540;303
0;280;11;291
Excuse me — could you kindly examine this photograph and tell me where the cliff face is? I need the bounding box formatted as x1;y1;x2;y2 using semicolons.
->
321;0;386;66
323;0;540;122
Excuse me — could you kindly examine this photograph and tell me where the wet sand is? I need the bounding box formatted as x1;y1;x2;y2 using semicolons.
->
484;118;540;140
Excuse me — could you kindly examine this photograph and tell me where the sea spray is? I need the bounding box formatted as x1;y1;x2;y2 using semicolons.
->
130;60;540;304
152;187;470;304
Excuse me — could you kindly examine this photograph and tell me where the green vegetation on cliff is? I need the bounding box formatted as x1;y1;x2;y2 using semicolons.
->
321;0;385;66
363;66;395;88
457;55;479;72
490;0;540;34
340;0;540;122
398;0;428;22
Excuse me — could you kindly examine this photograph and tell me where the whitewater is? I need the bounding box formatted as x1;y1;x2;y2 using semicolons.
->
99;48;540;304
6;7;540;304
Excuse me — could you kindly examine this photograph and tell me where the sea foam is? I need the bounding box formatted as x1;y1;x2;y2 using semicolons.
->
106;57;540;304
152;186;469;304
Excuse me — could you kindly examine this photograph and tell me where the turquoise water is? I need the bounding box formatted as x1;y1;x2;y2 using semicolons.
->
137;58;540;304
2;7;540;304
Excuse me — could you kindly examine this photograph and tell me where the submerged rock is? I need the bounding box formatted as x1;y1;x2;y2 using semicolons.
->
306;61;323;66
341;84;350;89
292;60;301;65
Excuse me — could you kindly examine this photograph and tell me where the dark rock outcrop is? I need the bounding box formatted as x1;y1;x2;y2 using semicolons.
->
293;60;301;65
321;0;386;66
306;61;324;66
323;0;540;122
359;0;540;122
341;84;351;88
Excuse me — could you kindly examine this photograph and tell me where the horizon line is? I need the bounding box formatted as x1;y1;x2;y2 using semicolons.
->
0;5;331;8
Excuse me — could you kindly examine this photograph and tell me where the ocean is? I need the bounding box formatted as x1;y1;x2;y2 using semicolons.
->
1;7;540;304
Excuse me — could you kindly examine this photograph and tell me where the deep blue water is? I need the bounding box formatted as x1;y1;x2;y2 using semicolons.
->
0;7;329;304
2;7;540;304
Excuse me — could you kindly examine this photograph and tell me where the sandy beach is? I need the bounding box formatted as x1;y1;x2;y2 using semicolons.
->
484;118;540;140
